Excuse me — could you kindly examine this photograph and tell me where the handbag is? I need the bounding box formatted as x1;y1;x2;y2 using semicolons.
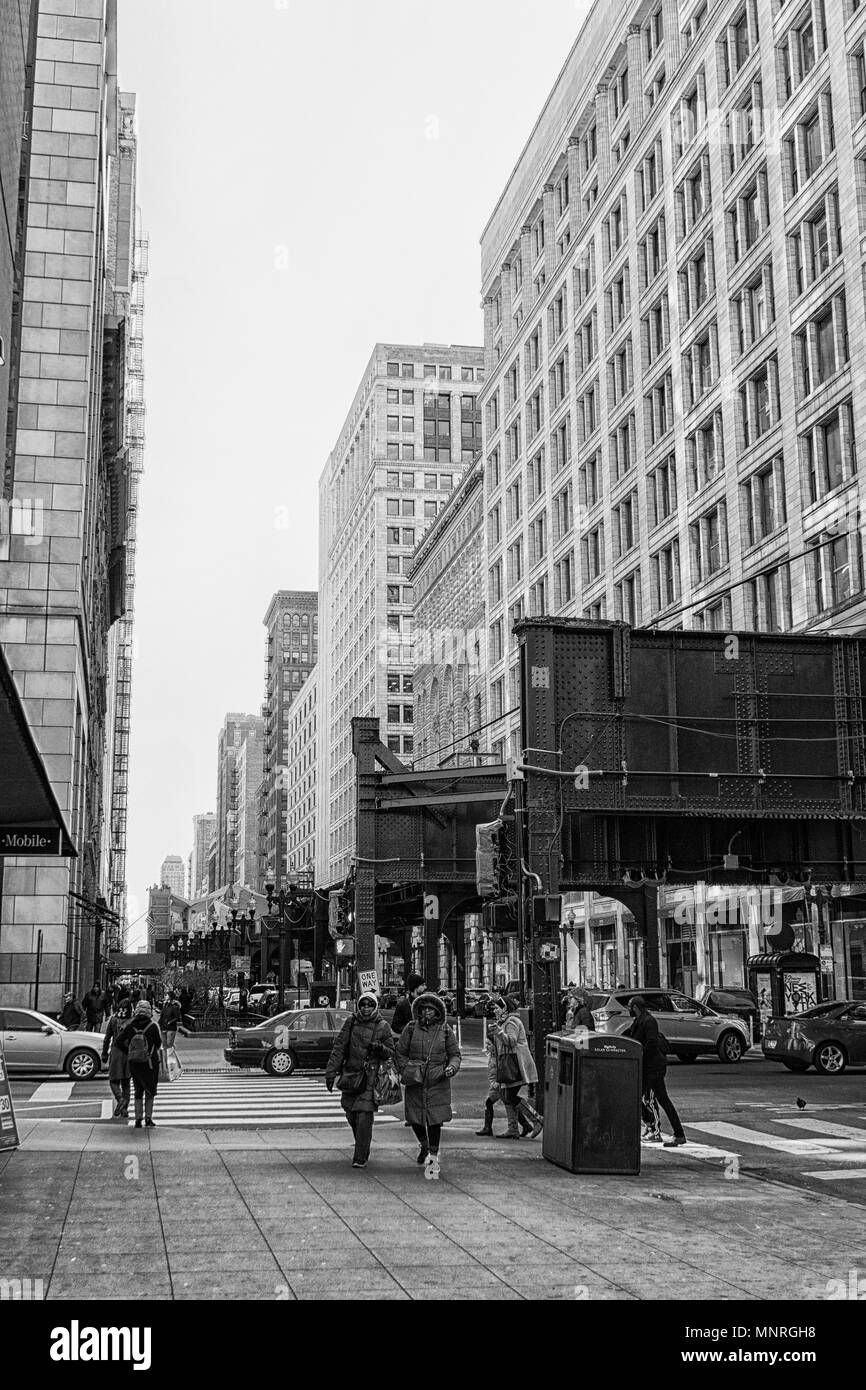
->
159;1044;183;1084
400;1022;442;1088
495;1036;522;1086
373;1058;402;1105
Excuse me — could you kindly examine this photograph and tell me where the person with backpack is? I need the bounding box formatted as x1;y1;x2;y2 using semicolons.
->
395;991;461;1179
489;995;543;1140
625;995;686;1147
325;993;395;1169
102;1000;132;1117
117;1000;163;1128
159;993;182;1048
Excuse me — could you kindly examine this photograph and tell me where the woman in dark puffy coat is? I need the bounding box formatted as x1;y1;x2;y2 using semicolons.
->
102;999;132;1117
395;992;461;1180
325;993;395;1169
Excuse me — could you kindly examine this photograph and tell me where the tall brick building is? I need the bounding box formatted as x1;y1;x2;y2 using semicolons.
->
214;713;263;891
316;342;484;886
479;0;866;766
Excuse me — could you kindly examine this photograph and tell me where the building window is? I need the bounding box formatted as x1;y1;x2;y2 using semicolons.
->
788;188;841;298
733;263;774;356
549;288;567;342
645;373;673;447
639;214;666;292
574;241;596;306
613;490;638;559
529;577;547;616
507;479;523;528
551;416;571;473
719;5;754;90
744;563;792;632
604;194;628;262
673;76;703;163
507;539;523;587
582;524;604;583
553;483;573;541
387;361;400;376
609;339;633;405
579;452;600;508
739;356;779;449
554;551;575;608
529;514;546;566
729;168;768;264
488;502;502;546
726;80;763;176
643;293;669;365
793;291;848;399
489;561;503;604
614;569;641;624
742;455;786;547
687;410;724;494
784;92;835;199
649;453;677;526
802;402;855;503
610;413;636;480
527;448;545;503
690;502;728;582
682;323;717;412
490;619;504;664
811;531;865;614
677;150;711;240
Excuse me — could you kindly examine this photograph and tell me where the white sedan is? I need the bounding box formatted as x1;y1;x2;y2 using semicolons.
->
0;1007;105;1079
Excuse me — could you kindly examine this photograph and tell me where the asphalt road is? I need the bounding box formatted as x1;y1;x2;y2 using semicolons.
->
9;1033;866;1208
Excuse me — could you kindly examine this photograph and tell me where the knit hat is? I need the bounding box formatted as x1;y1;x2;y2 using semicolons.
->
503;994;520;1013
134;1000;152;1017
355;992;379;1015
405;972;425;993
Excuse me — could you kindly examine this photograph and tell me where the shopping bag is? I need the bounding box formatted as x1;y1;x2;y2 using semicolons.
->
373;1058;402;1105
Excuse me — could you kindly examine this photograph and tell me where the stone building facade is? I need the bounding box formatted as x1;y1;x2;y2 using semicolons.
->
479;0;866;767
0;1;140;1008
411;459;488;768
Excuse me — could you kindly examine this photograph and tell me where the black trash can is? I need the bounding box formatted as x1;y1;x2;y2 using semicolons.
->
543;1031;642;1175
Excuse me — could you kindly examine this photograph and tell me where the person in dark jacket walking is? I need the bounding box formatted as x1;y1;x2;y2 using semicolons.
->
395;992;461;1179
117;1000;162;1128
390;973;426;1036
102;1000;132;1116
83;984;104;1032
625;996;686;1147
159;994;182;1048
325;993;395;1168
59;993;84;1030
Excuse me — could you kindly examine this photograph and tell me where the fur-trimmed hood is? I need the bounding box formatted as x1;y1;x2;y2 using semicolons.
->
411;991;446;1024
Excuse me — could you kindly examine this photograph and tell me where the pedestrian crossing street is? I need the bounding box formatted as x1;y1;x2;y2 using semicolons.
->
142;1073;402;1128
675;1110;866;1182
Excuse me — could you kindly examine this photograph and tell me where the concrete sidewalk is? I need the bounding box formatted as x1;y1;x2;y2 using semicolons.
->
0;1117;857;1301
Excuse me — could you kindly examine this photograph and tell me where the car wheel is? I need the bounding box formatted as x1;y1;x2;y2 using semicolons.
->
717;1031;744;1063
813;1041;847;1076
677;1051;699;1063
264;1048;296;1076
65;1048;100;1080
782;1061;809;1073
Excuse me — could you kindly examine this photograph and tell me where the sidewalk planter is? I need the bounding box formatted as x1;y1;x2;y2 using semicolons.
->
542;1031;642;1176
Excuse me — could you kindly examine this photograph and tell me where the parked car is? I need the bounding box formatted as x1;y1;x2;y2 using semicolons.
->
589;987;751;1062
0;1008;104;1079
224;1007;349;1076
698;985;761;1041
762;1000;866;1075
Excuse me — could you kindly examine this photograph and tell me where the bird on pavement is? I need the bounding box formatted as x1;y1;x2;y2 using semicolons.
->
796;1097;807;1110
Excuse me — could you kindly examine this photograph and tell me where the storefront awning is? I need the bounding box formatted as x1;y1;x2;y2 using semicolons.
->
0;644;76;858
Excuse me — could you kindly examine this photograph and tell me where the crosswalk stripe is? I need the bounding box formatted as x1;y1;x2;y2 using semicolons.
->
686;1120;862;1156
802;1169;866;1181
30;1081;74;1102
772;1117;866;1142
144;1073;401;1128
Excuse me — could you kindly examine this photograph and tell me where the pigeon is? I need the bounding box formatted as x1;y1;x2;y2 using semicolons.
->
796;1097;807;1110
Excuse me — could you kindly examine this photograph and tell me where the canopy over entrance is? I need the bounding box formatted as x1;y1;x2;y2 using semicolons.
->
0;644;76;858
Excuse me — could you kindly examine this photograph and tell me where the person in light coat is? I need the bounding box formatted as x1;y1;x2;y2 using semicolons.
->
395;992;461;1180
490;996;543;1139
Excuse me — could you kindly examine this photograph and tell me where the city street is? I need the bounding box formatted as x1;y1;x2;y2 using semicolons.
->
3;1030;866;1303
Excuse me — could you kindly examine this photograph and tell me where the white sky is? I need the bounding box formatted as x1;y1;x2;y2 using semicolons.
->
119;0;593;947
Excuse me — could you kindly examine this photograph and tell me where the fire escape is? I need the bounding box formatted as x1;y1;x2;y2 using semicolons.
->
106;221;148;943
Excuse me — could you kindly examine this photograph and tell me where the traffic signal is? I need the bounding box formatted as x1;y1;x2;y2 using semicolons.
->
476;820;502;897
335;937;355;959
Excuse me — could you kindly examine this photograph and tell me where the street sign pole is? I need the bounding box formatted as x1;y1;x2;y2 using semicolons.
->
33;928;43;1013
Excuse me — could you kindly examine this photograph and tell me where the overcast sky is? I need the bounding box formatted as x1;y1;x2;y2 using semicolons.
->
119;0;592;947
